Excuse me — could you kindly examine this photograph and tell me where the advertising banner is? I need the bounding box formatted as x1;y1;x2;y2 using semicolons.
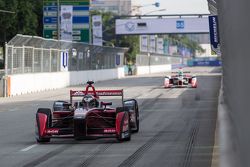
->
209;15;220;55
92;15;103;46
116;17;209;35
140;35;148;52
149;35;156;53
61;5;73;41
156;38;164;54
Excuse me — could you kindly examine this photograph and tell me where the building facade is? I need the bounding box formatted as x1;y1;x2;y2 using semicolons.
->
90;0;141;15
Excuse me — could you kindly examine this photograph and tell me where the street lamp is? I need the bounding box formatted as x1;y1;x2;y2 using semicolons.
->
0;10;15;14
92;2;161;46
131;2;160;15
57;0;60;40
142;9;166;15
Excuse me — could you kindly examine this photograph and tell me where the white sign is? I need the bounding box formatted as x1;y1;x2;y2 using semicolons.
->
92;15;103;46
156;38;164;54
61;5;73;41
61;51;69;71
140;35;148;52
149;35;156;53
116;17;209;35
169;46;178;55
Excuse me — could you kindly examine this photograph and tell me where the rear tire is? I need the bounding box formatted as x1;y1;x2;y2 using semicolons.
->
132;108;139;133
36;108;51;143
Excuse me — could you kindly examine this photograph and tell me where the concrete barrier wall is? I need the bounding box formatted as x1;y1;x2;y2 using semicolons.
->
9;67;124;96
136;64;172;75
217;0;250;166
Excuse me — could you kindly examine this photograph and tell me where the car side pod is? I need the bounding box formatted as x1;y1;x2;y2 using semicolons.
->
191;77;198;88
116;107;131;142
35;108;52;143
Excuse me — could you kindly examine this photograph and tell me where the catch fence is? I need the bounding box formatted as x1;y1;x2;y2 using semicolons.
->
5;34;127;75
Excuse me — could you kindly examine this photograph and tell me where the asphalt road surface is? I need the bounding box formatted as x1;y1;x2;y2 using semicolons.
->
0;67;221;167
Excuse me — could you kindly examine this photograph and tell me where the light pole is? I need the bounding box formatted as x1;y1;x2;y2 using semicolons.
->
95;2;161;45
142;9;166;15
130;2;160;15
0;10;15;14
57;0;60;40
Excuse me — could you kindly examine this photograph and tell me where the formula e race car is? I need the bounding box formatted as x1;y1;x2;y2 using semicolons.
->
35;81;139;143
164;69;197;88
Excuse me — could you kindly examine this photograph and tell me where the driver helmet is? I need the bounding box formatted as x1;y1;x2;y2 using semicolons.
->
82;95;98;108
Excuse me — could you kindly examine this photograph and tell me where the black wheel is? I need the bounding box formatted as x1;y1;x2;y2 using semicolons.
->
132;108;139;133
36;108;51;143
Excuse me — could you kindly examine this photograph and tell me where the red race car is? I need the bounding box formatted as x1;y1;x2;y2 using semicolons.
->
164;69;197;88
35;81;139;143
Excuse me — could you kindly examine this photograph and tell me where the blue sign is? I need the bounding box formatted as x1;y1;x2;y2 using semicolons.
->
116;54;120;66
43;3;90;42
193;60;221;66
44;17;57;24
73;16;89;23
62;52;68;68
209;15;220;50
176;20;184;29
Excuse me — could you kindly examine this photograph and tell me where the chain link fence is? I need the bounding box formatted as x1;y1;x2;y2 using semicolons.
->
5;34;127;75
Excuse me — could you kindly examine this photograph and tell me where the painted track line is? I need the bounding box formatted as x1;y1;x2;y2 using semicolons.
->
20;144;38;152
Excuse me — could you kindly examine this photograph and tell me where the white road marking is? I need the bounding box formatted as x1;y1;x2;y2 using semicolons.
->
20;144;38;152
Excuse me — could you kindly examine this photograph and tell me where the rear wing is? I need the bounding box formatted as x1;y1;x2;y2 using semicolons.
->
70;90;124;104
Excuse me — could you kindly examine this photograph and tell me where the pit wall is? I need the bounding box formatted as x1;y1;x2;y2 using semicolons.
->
8;67;124;96
217;0;250;166
135;54;184;75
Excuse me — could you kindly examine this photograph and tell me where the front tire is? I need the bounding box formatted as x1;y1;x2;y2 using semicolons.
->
36;108;51;143
117;111;131;142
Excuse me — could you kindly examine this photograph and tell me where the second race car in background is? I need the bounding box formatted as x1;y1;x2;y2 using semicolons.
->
164;68;197;88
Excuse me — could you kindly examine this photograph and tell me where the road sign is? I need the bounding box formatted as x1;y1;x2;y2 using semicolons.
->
43;0;90;43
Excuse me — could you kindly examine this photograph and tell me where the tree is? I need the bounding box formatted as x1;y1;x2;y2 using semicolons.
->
0;0;43;45
90;11;139;64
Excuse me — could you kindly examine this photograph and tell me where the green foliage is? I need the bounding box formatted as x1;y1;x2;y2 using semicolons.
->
0;0;43;44
167;34;205;57
90;11;139;63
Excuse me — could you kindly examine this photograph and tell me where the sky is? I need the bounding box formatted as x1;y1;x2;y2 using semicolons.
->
137;0;210;15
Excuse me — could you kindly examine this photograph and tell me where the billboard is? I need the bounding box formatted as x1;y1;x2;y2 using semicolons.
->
116;17;209;35
92;15;103;46
43;0;90;43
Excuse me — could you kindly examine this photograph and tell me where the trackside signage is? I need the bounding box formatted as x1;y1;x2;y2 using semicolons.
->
209;15;220;55
115;17;209;35
61;51;69;71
